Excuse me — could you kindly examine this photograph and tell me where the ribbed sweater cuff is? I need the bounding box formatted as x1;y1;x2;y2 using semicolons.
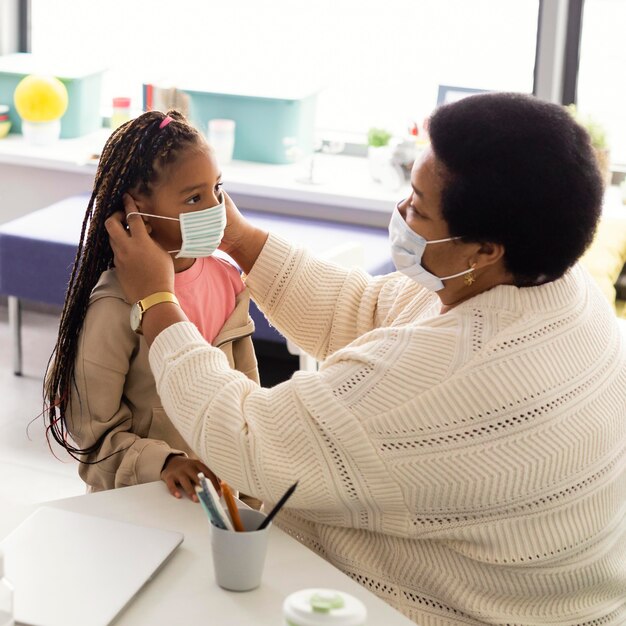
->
245;232;295;308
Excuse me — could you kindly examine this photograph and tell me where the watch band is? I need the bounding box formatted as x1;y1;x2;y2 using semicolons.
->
132;291;180;334
138;291;179;313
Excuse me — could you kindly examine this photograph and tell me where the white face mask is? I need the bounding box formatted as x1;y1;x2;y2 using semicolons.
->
388;201;474;291
127;197;226;259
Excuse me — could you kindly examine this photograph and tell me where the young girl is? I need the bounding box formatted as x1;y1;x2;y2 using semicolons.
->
44;109;258;500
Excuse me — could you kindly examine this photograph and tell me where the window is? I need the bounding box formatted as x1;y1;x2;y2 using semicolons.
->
30;0;539;139
577;0;626;165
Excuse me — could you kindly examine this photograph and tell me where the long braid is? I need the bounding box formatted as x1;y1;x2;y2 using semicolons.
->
43;109;204;459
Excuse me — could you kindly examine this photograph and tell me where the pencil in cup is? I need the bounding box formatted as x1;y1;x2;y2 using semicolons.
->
220;481;245;532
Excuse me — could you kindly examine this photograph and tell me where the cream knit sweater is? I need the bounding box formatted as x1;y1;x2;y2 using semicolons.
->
150;234;626;625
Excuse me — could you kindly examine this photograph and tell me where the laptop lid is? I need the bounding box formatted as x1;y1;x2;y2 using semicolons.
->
0;506;183;626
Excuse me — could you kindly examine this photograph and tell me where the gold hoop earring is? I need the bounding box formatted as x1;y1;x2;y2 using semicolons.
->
464;263;477;286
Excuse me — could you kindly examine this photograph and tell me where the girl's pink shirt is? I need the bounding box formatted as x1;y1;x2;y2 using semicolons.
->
174;256;244;344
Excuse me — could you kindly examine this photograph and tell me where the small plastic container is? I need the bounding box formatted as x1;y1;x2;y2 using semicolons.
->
207;118;236;164
0;551;14;626
111;97;131;130
0;105;10;139
283;588;367;626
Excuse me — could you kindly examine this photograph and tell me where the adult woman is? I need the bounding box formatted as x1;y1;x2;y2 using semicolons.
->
105;93;626;625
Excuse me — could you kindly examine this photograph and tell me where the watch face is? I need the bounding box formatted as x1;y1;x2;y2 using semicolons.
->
130;303;142;332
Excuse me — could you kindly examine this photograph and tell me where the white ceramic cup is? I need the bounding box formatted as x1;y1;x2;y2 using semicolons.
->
208;118;236;164
21;119;61;146
210;508;269;591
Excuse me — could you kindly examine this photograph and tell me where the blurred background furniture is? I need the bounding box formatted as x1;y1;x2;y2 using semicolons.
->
580;186;626;318
0;195;392;377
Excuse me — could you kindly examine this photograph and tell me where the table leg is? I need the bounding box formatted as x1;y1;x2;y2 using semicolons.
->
8;296;22;376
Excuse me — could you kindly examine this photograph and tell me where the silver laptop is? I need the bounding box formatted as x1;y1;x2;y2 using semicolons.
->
0;506;183;626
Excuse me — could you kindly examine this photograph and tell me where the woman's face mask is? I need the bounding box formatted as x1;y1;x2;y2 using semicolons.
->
127;196;226;259
388;200;473;291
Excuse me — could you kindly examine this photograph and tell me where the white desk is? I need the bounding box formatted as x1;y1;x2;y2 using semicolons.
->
0;131;406;228
0;482;415;626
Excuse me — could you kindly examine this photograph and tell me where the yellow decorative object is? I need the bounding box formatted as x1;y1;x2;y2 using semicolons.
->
13;74;68;122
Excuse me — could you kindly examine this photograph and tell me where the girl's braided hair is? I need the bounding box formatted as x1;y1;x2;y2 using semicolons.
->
43;109;204;458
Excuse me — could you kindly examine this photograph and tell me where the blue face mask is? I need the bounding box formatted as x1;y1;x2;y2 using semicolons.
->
388;201;473;291
127;196;226;259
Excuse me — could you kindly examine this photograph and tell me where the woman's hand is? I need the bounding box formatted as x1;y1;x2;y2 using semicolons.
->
219;191;269;275
160;455;221;501
218;190;250;257
105;194;175;304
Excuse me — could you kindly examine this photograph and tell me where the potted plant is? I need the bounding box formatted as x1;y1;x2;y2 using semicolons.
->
367;127;392;148
566;104;611;187
367;127;393;183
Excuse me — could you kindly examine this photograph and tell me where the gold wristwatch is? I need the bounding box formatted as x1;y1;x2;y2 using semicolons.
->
130;292;179;334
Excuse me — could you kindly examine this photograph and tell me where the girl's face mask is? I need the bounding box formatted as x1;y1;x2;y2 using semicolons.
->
388;200;473;291
127;196;227;259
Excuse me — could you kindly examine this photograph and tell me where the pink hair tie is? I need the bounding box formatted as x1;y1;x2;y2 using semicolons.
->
159;115;173;129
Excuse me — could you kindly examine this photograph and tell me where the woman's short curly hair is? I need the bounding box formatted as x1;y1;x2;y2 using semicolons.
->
428;92;604;286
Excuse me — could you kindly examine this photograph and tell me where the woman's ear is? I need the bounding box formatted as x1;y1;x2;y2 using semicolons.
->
475;241;506;268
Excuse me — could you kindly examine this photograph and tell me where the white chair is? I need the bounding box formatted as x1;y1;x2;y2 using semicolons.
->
286;242;365;372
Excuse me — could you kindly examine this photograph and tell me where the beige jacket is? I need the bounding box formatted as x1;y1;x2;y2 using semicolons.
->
66;268;258;491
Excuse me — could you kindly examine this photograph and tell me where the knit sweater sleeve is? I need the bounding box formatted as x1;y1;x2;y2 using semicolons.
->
244;233;416;360
150;322;406;526
149;311;459;533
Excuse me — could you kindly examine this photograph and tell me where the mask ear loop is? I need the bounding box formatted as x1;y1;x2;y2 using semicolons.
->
125;211;181;254
126;211;179;222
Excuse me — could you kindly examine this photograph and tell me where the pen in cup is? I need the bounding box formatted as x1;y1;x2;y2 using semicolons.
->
197;473;233;531
257;481;298;530
195;486;225;528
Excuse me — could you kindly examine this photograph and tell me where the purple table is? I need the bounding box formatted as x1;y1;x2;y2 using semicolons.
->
0;195;392;374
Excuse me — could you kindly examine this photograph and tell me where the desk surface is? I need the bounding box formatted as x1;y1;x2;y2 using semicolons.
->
0;482;415;626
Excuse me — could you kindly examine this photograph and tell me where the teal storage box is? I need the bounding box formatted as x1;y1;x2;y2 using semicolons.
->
182;88;318;164
0;53;104;138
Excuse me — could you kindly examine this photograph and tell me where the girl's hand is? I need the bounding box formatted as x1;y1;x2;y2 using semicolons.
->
219;191;269;274
105;194;175;304
160;455;220;501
